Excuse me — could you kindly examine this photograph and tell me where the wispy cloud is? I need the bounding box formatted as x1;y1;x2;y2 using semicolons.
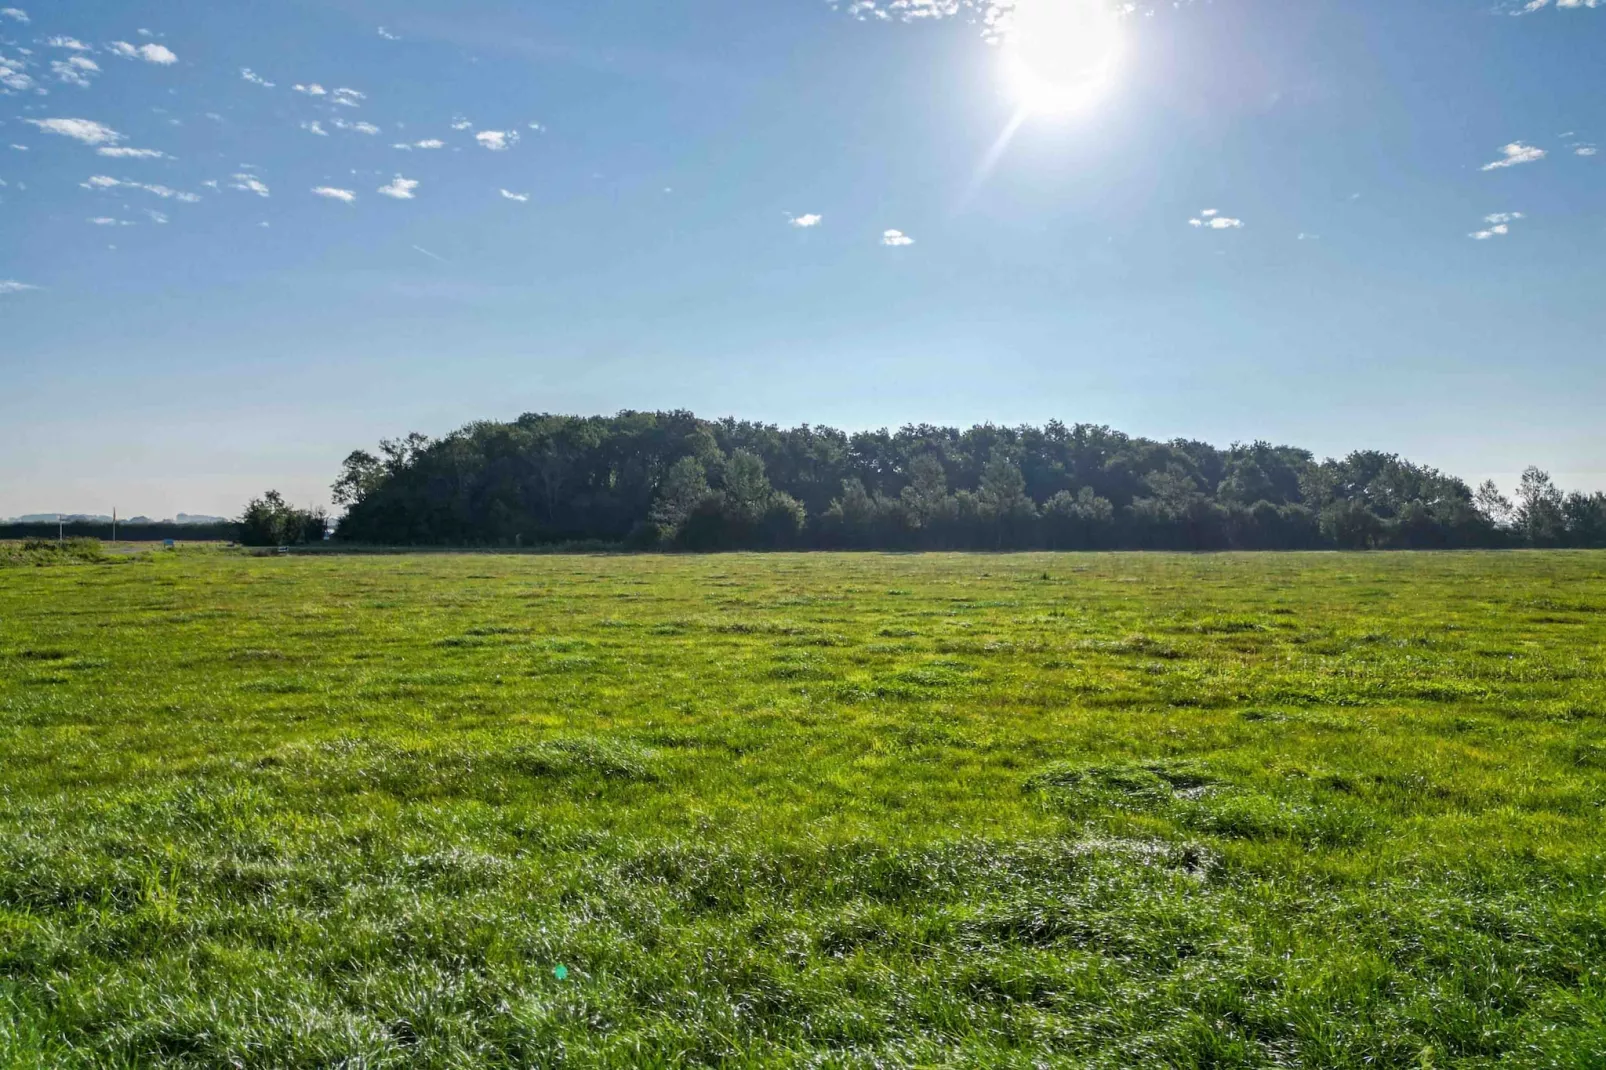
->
378;175;419;199
1;55;34;92
500;188;529;202
0;280;39;294
107;41;177;65
378;26;401;41
300;120;328;136
450;117;473;130
241;68;274;88
230;173;269;197
145;208;167;224
312;186;356;202
97;146;166;158
1482;142;1545;170
331;118;380;135
1573;142;1598;156
0;8;29;24
88;216;129;226
412;244;450;263
51;55;98;87
881;228;915;246
25;117;123;145
475;130;518;151
1470;210;1524;240
1513;0;1605;11
331;87;365;107
293;83;326;96
82;174;201;201
790;213;823;228
47;36;89;51
393;138;443;150
1189;210;1244;229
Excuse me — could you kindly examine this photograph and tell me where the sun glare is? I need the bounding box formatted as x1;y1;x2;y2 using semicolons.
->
1003;0;1123;116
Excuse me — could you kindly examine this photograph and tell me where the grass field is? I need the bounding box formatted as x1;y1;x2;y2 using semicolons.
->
1;549;1604;1068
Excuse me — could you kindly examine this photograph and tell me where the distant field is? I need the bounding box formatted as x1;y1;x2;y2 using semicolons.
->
1;550;1603;1068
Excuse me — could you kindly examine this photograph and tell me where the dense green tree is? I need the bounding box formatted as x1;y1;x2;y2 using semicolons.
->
239;491;328;547
1516;467;1566;547
1562;492;1606;547
327;410;1581;552
647;456;711;542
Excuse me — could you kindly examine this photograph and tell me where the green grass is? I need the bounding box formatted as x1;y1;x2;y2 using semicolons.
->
1;550;1604;1068
0;538;114;568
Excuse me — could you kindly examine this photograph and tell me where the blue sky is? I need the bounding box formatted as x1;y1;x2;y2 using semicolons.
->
1;0;1602;518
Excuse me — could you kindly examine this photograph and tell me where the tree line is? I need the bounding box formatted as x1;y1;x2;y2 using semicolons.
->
302;411;1606;551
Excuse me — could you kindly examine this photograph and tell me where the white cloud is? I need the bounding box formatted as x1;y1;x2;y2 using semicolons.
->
138;184;199;202
47;36;90;51
241;68;274;88
1189;212;1243;229
0;8;29;24
1575;144;1598;156
230;173;269;197
293;83;326;96
1514;0;1605;11
0;280;39;294
450;118;473;130
395;138;444;150
331;87;364;107
108;41;177;64
1;55;34;92
301;120;327;136
500;188;529;202
790;213;823;228
51;55;98;87
378;26;400;40
332;118;380;135
145;208;167;224
89;216;128;225
1482;141;1546;170
9;144;28;151
475;130;518;151
97;146;166;158
377;174;418;199
25;117;123;145
137;28;153;37
312;186;356;202
82;174;201;201
1470;211;1525;239
881;229;914;246
528;121;546;132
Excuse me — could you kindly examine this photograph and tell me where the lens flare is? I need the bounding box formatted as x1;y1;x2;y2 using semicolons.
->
1002;0;1123;115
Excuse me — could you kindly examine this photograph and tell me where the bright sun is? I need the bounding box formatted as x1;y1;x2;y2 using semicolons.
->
1003;0;1124;115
